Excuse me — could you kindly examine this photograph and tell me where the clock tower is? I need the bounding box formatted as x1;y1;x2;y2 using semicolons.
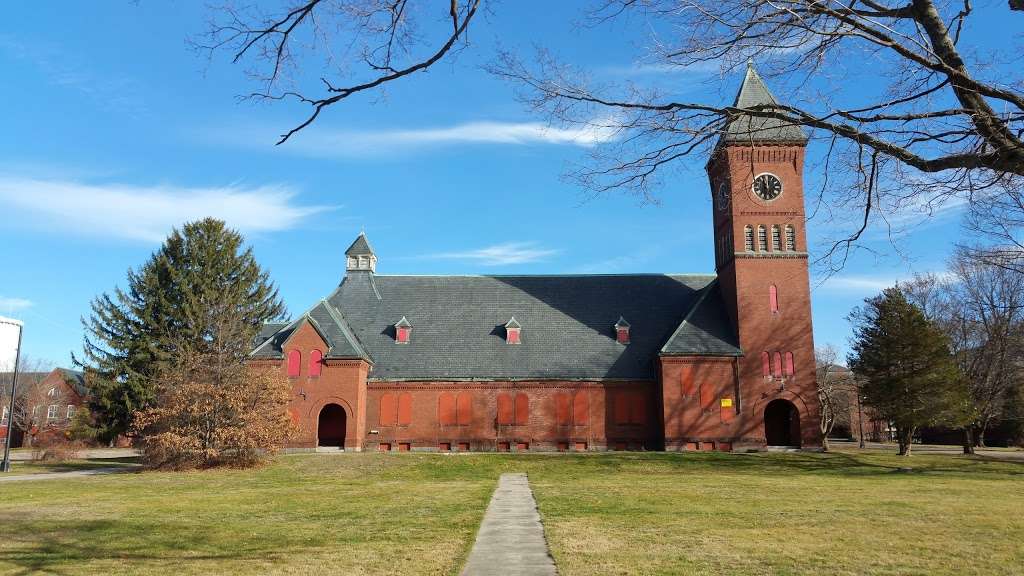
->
707;62;821;448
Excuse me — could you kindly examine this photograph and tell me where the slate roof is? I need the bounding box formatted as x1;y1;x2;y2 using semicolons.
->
723;62;807;144
345;232;374;256
251;271;741;380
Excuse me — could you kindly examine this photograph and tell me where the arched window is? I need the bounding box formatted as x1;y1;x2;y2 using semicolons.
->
757;225;767;252
309;349;323;377
497;393;514;425
287;350;301;378
769;285;779;313
773;352;783;378
761;352;771;379
785;352;795;377
438;392;456;426
744;226;754;251
380;393;397;426
456;392;472;426
785;225;796;251
514;393;529;425
771;225;781;251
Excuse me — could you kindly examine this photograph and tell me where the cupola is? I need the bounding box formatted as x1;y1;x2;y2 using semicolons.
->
614;317;631;344
394;316;411;344
504;317;522;345
345;232;377;273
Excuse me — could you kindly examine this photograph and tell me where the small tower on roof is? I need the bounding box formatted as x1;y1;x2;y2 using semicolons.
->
722;60;807;145
345;232;377;273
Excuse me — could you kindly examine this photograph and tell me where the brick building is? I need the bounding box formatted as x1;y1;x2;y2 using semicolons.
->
1;368;88;447
250;63;822;452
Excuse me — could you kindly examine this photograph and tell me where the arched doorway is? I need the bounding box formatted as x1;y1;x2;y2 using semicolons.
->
764;399;801;447
317;404;347;448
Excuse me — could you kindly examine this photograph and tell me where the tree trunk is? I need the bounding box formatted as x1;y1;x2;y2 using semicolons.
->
897;426;915;456
962;427;975;455
822;435;830;452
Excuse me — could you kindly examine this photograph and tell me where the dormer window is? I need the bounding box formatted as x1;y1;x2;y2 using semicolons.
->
394;317;412;344
614;317;631;344
505;317;522;345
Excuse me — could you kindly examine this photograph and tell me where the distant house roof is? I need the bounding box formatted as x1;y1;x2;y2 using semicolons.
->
722;62;807;145
0;368;88;398
252;267;741;380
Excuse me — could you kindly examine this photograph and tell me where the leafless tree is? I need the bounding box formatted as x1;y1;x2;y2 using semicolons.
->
815;344;855;451
1;356;61;447
905;259;1024;452
198;0;1023;270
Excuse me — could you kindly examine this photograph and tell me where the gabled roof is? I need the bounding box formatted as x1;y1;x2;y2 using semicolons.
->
344;232;375;256
57;368;88;397
249;272;739;380
660;282;742;357
723;62;807;144
505;317;522;329
250;299;370;361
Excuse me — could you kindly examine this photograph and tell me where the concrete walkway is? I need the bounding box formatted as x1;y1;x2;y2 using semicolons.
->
461;473;557;576
0;466;138;483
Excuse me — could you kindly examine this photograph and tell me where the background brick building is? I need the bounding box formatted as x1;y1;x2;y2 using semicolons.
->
250;64;822;452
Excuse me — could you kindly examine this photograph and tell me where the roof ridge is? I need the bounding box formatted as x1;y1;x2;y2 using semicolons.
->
660;281;716;355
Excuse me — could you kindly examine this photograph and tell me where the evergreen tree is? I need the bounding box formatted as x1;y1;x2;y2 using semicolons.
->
848;287;969;456
78;218;286;442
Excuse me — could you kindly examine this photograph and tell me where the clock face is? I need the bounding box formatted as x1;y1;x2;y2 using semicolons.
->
752;173;783;201
716;182;730;211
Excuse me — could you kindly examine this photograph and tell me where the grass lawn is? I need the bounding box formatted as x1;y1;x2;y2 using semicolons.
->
0;450;1021;575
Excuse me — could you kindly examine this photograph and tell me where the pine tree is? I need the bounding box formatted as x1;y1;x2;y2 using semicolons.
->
78;218;286;442
848;287;969;456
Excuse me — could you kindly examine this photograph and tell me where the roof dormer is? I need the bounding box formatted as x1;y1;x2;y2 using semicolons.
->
394;316;411;344
505;317;522;345
614;317;631;344
345;232;377;273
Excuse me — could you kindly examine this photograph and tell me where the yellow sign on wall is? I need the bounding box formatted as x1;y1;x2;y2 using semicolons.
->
720;398;733;408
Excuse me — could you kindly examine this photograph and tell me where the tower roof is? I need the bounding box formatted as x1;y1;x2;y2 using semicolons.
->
345;232;375;256
722;61;807;144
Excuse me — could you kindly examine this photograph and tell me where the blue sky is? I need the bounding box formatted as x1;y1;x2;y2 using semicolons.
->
0;2;1000;368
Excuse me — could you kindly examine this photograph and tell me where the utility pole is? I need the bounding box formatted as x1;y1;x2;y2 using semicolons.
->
1;319;23;472
856;383;866;450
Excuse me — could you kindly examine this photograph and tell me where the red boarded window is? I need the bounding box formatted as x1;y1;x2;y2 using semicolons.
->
614;391;631;425
438;392;456;426
396;326;410;344
761;352;771;378
785;352;795;377
309;349;323;377
555;392;572;426
573;391;589;426
630;392;646;424
720;396;735;423
456;392;472;426
700;383;716;411
397;393;412;426
680;364;695;396
507;328;520;344
380;393;397;426
514;393;529;425
773;352;783;378
287;350;301;378
497;393;514;425
769;285;779;313
616;327;630;344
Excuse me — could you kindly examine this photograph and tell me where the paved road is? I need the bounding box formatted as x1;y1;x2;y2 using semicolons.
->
8;448;140;461
0;466;139;483
461;473;557;576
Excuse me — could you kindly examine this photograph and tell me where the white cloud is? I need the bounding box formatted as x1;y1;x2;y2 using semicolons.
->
0;297;33;313
0;177;331;243
205;119;619;158
820;275;898;293
422;242;560;266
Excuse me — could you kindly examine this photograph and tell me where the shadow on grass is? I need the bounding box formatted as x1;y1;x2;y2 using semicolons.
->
0;519;290;576
12;457;142;475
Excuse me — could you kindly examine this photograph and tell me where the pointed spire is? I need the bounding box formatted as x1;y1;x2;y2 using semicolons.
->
345;232;377;272
723;61;807;144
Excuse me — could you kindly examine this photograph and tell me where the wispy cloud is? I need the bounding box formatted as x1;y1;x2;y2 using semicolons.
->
0;176;332;243
202;119;619;158
820;275;898;293
420;242;560;266
600;61;722;76
0;297;33;314
0;35;148;118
